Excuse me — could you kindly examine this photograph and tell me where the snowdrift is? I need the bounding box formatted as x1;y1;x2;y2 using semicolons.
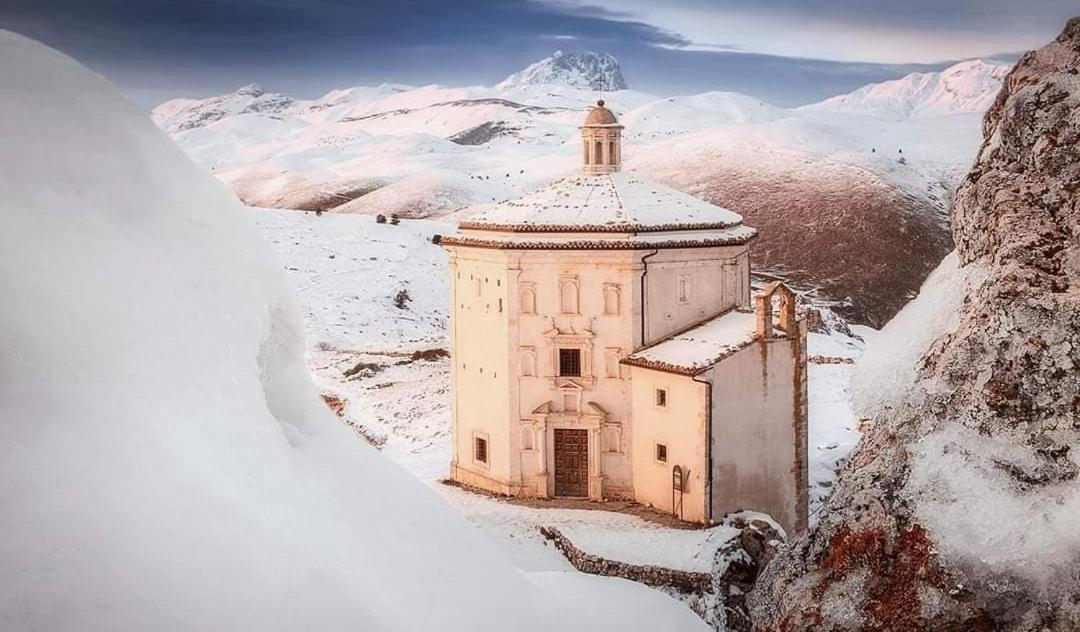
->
851;251;987;418
0;31;706;632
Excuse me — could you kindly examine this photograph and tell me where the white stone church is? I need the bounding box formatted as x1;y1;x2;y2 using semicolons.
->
440;101;808;533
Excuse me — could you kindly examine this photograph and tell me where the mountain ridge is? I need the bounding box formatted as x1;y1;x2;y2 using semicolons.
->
495;50;628;92
801;58;1012;119
149;56;1011;325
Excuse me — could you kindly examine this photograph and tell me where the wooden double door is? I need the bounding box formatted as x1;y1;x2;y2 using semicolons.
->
553;428;589;497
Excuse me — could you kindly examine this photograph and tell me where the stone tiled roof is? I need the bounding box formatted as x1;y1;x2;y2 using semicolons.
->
458;171;745;234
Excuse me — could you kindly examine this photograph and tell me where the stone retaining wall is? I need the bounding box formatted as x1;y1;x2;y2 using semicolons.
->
539;526;713;594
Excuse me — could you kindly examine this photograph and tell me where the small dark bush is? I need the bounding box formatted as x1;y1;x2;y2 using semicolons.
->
394;289;411;310
375;214;387;224
410;348;449;362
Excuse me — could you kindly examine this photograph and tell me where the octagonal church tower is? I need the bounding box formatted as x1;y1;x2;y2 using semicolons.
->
440;101;808;533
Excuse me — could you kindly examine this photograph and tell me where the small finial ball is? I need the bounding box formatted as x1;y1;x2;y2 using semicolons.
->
597;99;605;107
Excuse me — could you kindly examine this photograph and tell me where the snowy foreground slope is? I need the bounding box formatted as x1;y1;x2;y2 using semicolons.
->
0;31;707;632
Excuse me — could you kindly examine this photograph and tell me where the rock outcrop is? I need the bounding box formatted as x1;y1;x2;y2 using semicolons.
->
749;17;1080;631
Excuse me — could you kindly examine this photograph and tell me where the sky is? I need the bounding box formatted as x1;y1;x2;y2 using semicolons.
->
2;0;1075;107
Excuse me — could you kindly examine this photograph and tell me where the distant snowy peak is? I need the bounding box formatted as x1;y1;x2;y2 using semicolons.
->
152;84;296;134
803;59;1012;119
496;50;628;91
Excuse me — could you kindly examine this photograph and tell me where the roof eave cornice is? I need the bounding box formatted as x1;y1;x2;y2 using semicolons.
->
456;221;745;234
438;232;757;251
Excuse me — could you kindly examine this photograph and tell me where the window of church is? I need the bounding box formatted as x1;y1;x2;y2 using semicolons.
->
603;283;620;315
474;437;488;464
559;348;582;377
655;443;668;463
655;388;668;408
521;428;535;451
677;275;691;304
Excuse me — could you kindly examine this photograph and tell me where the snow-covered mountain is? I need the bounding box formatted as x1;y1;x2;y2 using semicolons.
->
154;83;296;134
496;50;627;91
151;55;1010;325
801;59;1011;119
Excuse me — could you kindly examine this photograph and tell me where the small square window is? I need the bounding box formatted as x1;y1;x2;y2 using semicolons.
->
559;348;582;377
474;437;488;464
656;443;668;463
655;388;668;407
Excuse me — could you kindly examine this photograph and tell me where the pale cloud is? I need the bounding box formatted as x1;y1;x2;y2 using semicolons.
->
543;0;1076;62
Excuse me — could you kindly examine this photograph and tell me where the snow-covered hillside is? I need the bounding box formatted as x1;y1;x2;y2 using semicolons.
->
151;55;1002;224
152;53;1009;325
0;31;708;632
150;53;655;216
801;59;1011;119
153;56;1005;215
620;92;786;140
496;50;628;91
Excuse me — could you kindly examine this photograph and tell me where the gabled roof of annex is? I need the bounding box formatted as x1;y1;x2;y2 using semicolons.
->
622;308;759;375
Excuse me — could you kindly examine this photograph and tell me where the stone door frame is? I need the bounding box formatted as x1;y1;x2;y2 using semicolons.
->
530;407;605;501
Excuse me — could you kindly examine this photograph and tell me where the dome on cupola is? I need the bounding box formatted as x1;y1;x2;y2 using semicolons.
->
584;100;620;126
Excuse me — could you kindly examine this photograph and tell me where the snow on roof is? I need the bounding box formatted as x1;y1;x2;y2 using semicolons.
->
438;224;755;250
459;170;745;233
624;309;759;375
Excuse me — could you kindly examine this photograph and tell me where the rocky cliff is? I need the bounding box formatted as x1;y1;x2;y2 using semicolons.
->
749;17;1080;631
